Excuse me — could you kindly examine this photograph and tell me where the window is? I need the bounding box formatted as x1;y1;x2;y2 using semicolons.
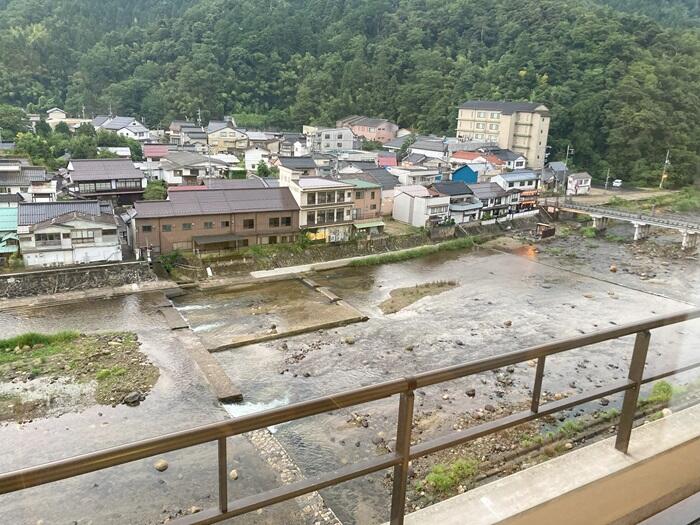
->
307;193;316;205
281;217;292;227
477;111;486;118
490;112;499;119
79;182;112;193
268;236;277;244
269;217;280;228
20;187;28;193
142;225;153;233
508;182;515;188
243;219;254;229
103;229;117;236
162;224;172;232
221;220;230;228
71;230;95;244
337;134;343;139
337;142;343;148
346;192;352;199
475;134;483;139
489;123;499;130
307;212;315;224
35;233;61;243
62;233;70;239
324;133;330;139
182;223;192;231
370;204;377;210
204;221;214;229
355;191;364;199
370;191;375;199
281;236;288;243
476;123;485;129
336;209;344;221
240;239;249;247
116;179;142;190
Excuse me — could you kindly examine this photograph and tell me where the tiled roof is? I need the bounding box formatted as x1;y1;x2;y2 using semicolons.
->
362;168;399;190
396;185;432;198
206;121;232;133
277;156;318;170
204;179;267;189
0;208;17;231
161;151;228;169
498;170;539;182
143;144;170;159
341;178;381;189
0;193;23;204
18;200;109;226
466;183;508;199
459;100;549;114
411;140;445;152
431;181;472;196
69;159;143;181
296;178;352;189
134;188;299;219
21;167;48;181
0;172;28;186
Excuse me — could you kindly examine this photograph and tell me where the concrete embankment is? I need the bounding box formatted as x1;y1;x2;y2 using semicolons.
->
0;261;157;299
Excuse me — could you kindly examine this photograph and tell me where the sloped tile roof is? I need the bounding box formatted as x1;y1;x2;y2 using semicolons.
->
69;159;143;181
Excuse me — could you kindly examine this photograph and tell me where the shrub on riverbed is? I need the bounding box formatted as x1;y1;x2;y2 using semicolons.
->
580;226;598;238
349;237;477;267
0;331;78;363
422;458;479;494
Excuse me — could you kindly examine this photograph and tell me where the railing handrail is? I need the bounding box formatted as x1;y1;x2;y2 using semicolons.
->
1;307;699;524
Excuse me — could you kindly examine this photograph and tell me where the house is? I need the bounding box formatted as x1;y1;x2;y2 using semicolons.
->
67;159;146;205
342;179;384;235
0;207;18;261
17;201;122;268
567;172;592;196
308;127;359;153
466;183;509;219
358;168;400;215
492;171;541;211
160;152;230;185
179;126;208;152
451;164;479;185
286;178;355;242
92;116;150;142
409;139;447;160
482;147;527;170
0;193;24;208
430;181;483;224
449;150;505;179
207;120;248;154
387;166;441;186
456;100;550;169
133;187;300;256
168;120;196;144
542;161;568;190
377;151;397;167
392;185;451;228
203;177;278;190
336;116;399;144
0;160;57;202
244;146;271;173
274;156;319;186
278;133;308;157
45;107;90;130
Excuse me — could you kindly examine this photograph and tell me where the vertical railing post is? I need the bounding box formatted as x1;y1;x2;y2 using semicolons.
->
390;379;416;525
615;330;651;453
530;356;546;413
218;437;228;513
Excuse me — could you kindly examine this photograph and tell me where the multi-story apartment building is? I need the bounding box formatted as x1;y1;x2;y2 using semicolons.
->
456;101;550;169
308;128;359;153
286;178;355;242
17;201;122;267
132;187;300;255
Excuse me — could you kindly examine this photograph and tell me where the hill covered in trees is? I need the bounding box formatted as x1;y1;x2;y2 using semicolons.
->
0;0;698;186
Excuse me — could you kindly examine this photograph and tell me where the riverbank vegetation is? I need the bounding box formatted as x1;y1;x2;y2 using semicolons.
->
349;237;478;267
606;188;700;214
0;331;159;422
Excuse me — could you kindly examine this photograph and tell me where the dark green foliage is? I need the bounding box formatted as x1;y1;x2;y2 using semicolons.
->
143;180;167;200
0;0;697;185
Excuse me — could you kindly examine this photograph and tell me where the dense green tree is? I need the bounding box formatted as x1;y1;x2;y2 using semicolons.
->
35;119;51;137
0;0;698;185
256;160;271;178
143;180;167;200
54;121;71;136
0;103;28;141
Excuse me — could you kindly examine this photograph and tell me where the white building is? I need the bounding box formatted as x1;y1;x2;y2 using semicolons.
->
274;157;319;186
392;185;450;227
92;116;150;142
244;146;271;173
17;201;122;268
567;172;592;196
0;161;57;202
387;166;441;186
308;127;359;153
286;178;354;242
159;152;230;185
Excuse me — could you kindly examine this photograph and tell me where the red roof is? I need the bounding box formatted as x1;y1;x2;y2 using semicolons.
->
143;144;170;159
377;153;397;167
451;150;504;165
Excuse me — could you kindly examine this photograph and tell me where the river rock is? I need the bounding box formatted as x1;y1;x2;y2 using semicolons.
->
154;459;169;472
503;320;512;327
123;391;143;406
344;336;356;345
229;469;238;480
599;397;610;406
609;264;618;273
564;442;573;450
661;408;673;417
484;404;496;413
189;506;202;514
466;388;476;397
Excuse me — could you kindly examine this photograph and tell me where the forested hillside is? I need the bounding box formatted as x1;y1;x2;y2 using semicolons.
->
0;0;698;185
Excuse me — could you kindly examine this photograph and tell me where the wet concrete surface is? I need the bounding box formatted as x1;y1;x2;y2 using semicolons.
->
2;225;699;525
0;293;303;524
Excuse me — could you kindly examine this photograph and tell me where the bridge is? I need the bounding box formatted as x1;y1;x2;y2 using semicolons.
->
541;199;700;249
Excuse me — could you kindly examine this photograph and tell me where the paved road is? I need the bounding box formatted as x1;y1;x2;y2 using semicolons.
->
569;187;675;206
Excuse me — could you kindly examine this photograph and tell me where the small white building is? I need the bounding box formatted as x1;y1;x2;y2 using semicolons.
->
286;178;355;242
567;172;592;196
17;201;122;268
392;185;450;227
387;166;441;186
92;116;150;142
0;161;57;203
244;146;271;173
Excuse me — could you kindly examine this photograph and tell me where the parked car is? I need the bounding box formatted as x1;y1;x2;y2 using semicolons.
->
612;179;623;188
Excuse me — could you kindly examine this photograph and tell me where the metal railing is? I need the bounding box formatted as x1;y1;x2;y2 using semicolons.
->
1;309;699;525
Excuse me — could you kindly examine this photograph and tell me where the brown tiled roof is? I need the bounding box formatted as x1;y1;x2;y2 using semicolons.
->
69;159;143;181
134;188;299;219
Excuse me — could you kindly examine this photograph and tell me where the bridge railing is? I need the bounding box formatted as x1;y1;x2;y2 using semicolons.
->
1;309;699;525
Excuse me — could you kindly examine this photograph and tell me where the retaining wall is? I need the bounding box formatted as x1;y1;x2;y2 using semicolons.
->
0;262;157;298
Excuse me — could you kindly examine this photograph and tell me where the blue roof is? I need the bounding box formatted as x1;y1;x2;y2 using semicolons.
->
0;207;18;232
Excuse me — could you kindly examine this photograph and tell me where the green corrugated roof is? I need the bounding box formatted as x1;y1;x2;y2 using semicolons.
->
343;178;381;189
0;208;18;232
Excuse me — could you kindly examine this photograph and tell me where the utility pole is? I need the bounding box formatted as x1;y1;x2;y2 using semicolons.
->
604;168;611;190
0;127;3;144
659;149;670;189
197;108;202;127
81;106;86;120
564;144;574;167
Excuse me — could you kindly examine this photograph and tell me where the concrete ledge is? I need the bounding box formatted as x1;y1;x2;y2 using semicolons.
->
158;306;190;330
403;403;700;525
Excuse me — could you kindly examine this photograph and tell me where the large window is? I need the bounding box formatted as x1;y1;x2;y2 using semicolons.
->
355;191;364;199
182;223;192;231
71;230;95;244
269;217;280;228
162;224;172;232
79;182;112;193
116;179;142;190
243;219;254;229
142;225;153;233
204;221;214;229
221;220;230;228
307;193;316;205
281;216;292;227
35;233;61;242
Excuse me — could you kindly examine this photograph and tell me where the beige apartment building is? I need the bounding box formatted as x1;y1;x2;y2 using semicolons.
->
456;101;550;169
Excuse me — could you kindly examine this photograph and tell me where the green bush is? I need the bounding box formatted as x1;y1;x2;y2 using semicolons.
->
0;331;78;351
647;381;673;404
580;226;597;238
424;458;479;494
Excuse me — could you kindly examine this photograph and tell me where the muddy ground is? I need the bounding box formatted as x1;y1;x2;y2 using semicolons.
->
379;281;457;314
